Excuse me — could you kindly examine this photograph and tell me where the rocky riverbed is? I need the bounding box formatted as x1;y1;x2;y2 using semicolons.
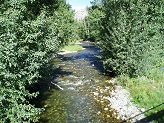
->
36;42;147;123
58;44;146;123
91;78;146;123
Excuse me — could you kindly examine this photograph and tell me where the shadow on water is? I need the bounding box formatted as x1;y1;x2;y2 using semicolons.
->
53;67;73;78
59;42;114;76
30;69;73;109
32;41;122;123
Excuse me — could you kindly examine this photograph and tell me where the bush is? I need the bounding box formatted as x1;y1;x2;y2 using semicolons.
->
85;2;104;41
0;0;77;122
99;0;164;76
99;0;164;120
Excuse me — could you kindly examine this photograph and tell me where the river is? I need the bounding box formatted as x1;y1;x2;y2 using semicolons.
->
35;42;123;123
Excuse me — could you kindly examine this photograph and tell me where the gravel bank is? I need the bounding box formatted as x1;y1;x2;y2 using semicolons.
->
92;78;147;123
58;48;85;55
58;50;77;55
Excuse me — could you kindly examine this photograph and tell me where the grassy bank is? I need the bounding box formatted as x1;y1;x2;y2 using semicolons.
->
60;40;83;52
115;71;164;122
63;44;83;52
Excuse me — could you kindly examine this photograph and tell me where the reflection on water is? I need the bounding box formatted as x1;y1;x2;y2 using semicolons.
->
35;42;122;123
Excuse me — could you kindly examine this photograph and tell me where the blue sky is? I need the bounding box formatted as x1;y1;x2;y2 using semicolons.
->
66;0;92;11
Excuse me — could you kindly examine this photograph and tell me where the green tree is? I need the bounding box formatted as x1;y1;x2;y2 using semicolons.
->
86;0;104;41
74;21;86;40
0;0;77;122
99;0;164;76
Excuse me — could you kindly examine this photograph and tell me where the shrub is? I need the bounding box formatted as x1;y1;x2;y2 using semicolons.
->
85;2;105;41
0;0;77;122
99;0;164;76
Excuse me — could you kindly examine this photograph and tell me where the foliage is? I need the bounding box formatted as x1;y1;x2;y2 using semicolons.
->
77;0;104;41
85;1;104;41
89;0;164;120
0;0;77;122
74;17;90;41
99;0;164;76
51;1;78;47
74;21;86;40
95;0;164;120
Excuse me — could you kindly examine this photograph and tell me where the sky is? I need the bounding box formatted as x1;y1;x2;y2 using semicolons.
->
66;0;92;11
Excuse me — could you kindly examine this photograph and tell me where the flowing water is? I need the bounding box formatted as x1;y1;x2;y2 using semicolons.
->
35;42;123;123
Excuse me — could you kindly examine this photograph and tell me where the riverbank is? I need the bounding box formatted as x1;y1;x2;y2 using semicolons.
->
57;42;147;122
115;74;164;122
55;41;163;122
92;78;147;122
38;41;123;122
58;44;84;55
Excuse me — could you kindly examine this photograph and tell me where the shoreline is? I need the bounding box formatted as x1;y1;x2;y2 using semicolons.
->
57;47;147;122
92;78;147;122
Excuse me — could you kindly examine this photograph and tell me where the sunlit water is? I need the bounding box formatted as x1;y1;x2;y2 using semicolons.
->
34;42;123;123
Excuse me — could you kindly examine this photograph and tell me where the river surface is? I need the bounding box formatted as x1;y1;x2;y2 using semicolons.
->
36;42;123;123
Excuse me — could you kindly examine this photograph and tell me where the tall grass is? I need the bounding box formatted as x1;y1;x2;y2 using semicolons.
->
116;70;164;117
